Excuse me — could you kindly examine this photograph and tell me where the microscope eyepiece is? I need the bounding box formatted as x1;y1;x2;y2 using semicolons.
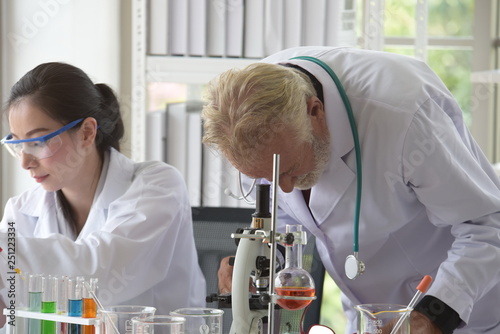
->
253;184;271;218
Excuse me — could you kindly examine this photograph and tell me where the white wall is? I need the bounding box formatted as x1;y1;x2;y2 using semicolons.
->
1;0;121;213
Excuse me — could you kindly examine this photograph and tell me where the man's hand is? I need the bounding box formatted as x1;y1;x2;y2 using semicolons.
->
218;256;234;294
218;255;256;294
408;311;442;334
381;311;442;334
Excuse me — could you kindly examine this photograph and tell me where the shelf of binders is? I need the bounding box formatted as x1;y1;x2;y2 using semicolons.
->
3;308;101;333
145;56;257;84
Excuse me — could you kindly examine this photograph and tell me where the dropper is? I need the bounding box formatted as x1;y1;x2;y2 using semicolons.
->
390;275;433;334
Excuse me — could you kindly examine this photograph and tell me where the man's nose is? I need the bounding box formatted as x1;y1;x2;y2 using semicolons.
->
279;175;296;193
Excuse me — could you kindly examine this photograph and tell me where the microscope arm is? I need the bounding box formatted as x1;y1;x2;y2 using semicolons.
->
230;231;268;334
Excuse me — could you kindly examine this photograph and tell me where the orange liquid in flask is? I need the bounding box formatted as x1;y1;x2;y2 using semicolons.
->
275;287;315;310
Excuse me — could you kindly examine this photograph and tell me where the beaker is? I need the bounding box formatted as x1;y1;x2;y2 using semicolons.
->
274;225;315;310
100;305;156;334
132;315;185;334
355;304;410;334
170;307;223;334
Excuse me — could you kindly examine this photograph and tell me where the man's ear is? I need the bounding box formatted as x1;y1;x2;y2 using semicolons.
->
307;96;327;134
306;96;324;117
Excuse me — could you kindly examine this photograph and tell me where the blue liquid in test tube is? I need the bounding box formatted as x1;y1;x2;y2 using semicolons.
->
67;278;82;334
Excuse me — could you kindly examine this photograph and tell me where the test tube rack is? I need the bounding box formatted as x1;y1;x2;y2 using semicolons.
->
2;308;102;334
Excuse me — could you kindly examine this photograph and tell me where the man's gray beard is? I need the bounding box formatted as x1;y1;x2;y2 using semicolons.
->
294;134;330;190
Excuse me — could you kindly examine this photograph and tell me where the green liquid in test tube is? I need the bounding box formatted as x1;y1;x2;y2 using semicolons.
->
41;275;58;334
28;274;43;334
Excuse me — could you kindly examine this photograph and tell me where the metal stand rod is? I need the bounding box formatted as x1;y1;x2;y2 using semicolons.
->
267;154;280;334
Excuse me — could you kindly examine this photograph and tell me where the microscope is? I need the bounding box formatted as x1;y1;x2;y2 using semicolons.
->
209;155;316;334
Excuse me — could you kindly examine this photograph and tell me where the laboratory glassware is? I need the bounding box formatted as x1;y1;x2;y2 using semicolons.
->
15;271;29;334
170;308;223;334
82;278;98;334
28;274;43;334
355;304;410;334
41;275;58;334
67;278;82;334
59;275;70;334
100;305;156;334
132;315;185;334
390;275;433;334
274;225;315;311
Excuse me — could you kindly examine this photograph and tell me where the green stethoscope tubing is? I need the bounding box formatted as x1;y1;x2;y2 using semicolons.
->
291;56;362;256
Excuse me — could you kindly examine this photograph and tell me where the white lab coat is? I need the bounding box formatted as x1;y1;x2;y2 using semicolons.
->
0;149;206;320
262;47;500;333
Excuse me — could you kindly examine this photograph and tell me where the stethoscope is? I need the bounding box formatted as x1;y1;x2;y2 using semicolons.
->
227;56;365;280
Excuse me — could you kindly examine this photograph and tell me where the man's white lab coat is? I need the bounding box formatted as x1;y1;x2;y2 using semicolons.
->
263;47;500;333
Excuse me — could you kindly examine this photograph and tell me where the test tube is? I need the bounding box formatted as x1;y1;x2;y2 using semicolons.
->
14;271;29;334
82;278;98;334
28;274;43;334
41;275;58;334
67;278;82;334
59;275;69;334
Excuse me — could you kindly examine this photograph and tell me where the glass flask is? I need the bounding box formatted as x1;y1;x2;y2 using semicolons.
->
274;225;315;310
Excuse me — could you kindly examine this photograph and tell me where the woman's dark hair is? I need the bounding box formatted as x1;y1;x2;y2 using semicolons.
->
6;62;125;235
6;62;124;154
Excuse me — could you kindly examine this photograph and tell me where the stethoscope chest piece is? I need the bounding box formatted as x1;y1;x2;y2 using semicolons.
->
345;254;365;280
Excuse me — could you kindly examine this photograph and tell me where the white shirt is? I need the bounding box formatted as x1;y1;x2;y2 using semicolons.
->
262;47;500;333
0;149;206;319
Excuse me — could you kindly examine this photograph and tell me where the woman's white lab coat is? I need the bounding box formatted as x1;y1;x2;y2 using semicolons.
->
262;47;500;333
0;149;206;317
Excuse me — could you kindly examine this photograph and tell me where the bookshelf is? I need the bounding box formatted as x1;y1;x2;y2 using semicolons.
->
131;0;357;161
145;56;256;84
130;0;357;207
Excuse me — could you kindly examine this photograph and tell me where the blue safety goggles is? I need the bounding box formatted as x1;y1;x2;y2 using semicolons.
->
1;118;84;160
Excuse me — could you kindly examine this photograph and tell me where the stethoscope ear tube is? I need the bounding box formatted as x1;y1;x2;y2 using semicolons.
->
290;56;364;280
